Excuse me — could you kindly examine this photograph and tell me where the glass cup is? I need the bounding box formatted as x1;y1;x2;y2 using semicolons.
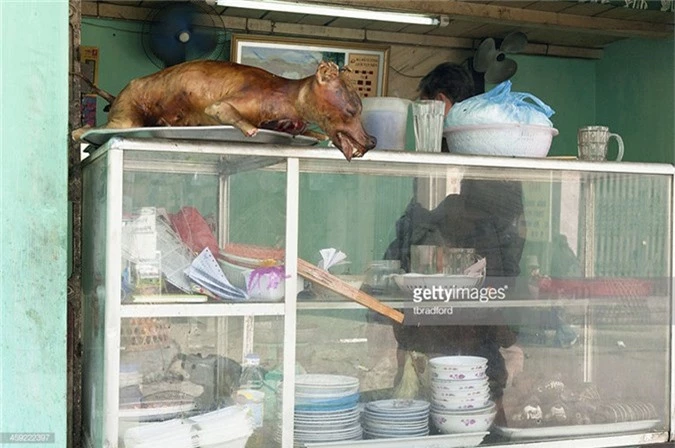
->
364;260;402;295
412;100;445;152
577;126;624;161
410;245;443;274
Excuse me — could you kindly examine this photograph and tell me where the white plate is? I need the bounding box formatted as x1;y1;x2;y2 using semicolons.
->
296;389;359;399
494;419;661;440
364;429;430;439
364;414;429;423
296;374;360;388
295;408;361;417
393;273;484;294
82;125;320;148
365;399;430;415
363;422;428;431
305;432;488;447
295;407;360;417
297;420;361;430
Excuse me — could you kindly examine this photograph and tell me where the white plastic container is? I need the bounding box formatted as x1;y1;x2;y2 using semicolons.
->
361;97;411;151
443;124;559;157
243;266;304;302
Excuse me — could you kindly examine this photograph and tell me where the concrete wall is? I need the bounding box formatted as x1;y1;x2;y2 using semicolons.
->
0;1;69;446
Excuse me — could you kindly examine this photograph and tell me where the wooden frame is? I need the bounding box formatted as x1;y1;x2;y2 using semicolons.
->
231;34;390;98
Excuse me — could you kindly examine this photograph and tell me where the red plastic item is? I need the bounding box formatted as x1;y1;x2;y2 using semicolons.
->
539;278;655;298
168;207;220;256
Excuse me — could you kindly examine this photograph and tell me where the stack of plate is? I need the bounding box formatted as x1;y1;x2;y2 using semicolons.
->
362;399;430;439
276;374;363;446
429;356;496;435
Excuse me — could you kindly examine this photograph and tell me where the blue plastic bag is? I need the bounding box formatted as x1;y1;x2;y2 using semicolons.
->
445;80;555;127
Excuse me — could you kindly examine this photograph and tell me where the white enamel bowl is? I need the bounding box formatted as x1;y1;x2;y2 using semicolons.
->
430;402;497;434
431;383;490;397
431;378;489;392
430;394;492;411
429;356;488;381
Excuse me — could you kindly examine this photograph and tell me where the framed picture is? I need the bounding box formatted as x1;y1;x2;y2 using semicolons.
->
231;34;389;98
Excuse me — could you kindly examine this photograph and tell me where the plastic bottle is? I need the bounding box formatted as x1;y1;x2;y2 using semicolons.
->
236;353;266;447
240;353;265;391
263;368;282;423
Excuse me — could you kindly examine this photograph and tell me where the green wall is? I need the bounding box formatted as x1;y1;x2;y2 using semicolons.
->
1;0;68;446
510;37;674;163
596;38;675;164
81;18;228;125
510;55;597;158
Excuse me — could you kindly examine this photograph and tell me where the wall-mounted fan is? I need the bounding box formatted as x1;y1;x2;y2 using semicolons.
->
472;31;528;85
141;1;226;68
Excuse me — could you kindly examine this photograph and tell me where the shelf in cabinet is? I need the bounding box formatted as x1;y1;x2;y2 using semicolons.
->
120;302;285;318
297;296;671;311
298;298;586;310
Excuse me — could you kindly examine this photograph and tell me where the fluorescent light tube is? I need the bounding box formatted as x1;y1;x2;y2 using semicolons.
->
218;0;442;25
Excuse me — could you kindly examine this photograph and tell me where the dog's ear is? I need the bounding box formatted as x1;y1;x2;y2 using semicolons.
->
316;61;340;84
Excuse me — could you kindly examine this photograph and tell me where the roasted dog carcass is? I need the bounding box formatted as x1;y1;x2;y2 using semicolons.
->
72;60;376;160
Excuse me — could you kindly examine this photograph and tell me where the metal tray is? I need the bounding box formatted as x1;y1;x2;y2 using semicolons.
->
81;125;320;147
305;432;488;448
493;419;661;440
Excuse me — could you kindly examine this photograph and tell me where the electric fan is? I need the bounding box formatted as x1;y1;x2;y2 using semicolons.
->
472;31;528;84
141;1;226;68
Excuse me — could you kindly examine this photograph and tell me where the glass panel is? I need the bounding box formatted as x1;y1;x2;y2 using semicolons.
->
118;315;284;447
121;151;288;304
81;152;109;448
297;157;671;445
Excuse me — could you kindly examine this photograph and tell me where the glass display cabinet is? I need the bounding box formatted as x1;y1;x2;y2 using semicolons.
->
81;136;674;448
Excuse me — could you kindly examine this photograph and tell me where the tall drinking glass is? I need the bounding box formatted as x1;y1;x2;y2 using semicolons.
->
412;100;445;152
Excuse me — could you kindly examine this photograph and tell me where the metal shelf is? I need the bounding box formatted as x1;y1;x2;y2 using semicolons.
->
120;302;285;318
297;295;671;310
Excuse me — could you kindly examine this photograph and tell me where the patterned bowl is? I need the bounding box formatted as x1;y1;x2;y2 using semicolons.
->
431;394;492;411
429;356;488;381
431;378;489;392
431;403;497;434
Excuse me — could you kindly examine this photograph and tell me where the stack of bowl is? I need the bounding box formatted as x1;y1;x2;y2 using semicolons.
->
429;356;497;435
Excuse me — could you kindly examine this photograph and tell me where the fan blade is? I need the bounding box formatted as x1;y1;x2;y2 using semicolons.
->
154;3;194;36
485;58;518;84
473;38;497;73
500;31;528;53
148;2;201;66
188;27;217;56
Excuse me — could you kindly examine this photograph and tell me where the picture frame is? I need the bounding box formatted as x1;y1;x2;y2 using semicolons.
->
231;34;390;98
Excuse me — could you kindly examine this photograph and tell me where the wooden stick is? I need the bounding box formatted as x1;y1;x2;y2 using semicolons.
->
222;243;404;323
297;259;404;323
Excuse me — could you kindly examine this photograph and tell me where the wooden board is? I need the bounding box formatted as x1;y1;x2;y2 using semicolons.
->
222;243;405;323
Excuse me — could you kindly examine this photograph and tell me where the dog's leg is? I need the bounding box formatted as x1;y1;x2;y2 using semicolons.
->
72;125;93;141
205;101;258;137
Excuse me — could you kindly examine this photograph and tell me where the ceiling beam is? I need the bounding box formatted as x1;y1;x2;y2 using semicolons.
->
81;2;604;59
311;0;674;39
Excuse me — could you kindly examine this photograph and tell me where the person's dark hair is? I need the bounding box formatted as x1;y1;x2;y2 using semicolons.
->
418;62;475;104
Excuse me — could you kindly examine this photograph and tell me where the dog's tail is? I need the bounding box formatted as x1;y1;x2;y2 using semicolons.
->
70;72;116;105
